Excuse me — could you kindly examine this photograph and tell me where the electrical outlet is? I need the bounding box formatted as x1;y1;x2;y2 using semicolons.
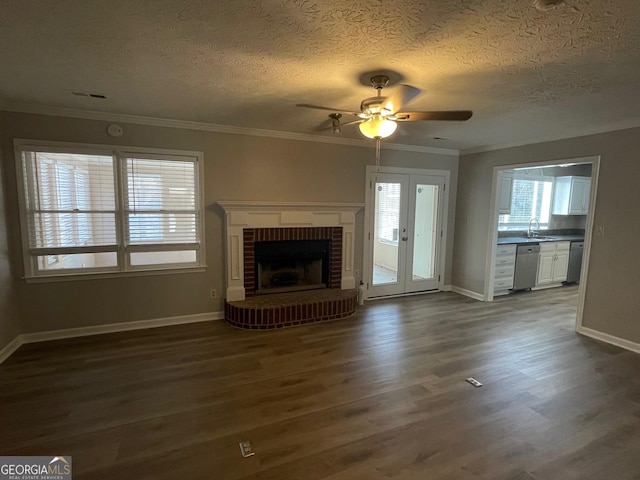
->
209;289;217;299
596;225;605;237
354;269;360;278
239;440;255;457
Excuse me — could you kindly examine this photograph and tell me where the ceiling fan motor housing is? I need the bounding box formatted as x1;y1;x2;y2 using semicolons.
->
370;75;390;90
360;97;391;116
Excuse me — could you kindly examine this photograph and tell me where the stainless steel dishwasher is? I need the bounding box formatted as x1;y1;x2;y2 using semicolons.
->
513;244;540;290
566;241;584;283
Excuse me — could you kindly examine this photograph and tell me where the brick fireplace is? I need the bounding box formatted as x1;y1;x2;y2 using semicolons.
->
243;227;342;297
218;201;363;302
218;202;363;329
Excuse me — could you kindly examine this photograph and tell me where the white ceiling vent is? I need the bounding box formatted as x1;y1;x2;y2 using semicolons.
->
533;0;566;11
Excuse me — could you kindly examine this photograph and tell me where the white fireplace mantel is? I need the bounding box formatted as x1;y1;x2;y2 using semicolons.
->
218;201;364;301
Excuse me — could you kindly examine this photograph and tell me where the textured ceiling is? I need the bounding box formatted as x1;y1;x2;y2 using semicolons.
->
1;0;640;150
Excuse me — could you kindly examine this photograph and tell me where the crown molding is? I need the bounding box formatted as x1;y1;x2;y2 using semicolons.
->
0;101;459;157
461;117;640;155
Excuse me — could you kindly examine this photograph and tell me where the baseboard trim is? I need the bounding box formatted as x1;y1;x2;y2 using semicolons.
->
0;311;224;364
451;286;485;302
0;336;23;365
577;326;640;355
532;283;563;291
441;284;452;292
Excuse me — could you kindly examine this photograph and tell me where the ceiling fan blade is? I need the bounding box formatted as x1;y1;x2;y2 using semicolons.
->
394;111;473;121
296;104;359;115
340;119;366;128
317;118;365;133
382;85;421;114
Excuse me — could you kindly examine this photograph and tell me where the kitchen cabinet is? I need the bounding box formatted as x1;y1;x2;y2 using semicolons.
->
498;172;513;215
494;243;516;294
552;176;591;215
536;241;570;285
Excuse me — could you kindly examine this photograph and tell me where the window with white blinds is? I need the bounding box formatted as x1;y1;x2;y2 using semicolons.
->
17;142;204;278
498;177;553;231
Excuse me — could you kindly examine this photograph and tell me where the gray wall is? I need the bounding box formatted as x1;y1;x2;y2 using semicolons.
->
0;110;458;335
454;126;640;344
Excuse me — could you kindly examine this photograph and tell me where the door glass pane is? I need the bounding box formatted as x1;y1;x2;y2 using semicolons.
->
373;182;401;285
412;184;438;281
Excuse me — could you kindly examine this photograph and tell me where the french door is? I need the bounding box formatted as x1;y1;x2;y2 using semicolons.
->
366;170;445;298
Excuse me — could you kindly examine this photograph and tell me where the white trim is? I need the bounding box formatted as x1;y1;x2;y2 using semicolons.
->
23;267;207;283
0;336;23;364
531;283;564;291
441;284;452;292
217;201;364;301
382;142;457;156
20;311;223;344
13;138;203;158
0;312;224;364
1;102;459;156
0;311;224;364
485;155;600;303
14;139;206;280
364;289;440;301
461;120;640;155
363;166;451;299
451;286;485;301
577;326;640;355
574;158;599;333
217;201;364;212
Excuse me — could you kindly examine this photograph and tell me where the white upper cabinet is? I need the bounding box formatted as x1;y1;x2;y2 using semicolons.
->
498;172;513;215
552;176;591;215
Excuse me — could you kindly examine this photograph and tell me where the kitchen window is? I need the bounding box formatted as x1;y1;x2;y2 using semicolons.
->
16;141;205;279
499;177;554;231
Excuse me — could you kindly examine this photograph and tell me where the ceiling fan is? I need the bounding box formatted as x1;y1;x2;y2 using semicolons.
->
297;75;473;140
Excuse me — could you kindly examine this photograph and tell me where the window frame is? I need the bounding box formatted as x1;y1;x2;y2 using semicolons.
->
498;173;555;231
14;139;206;282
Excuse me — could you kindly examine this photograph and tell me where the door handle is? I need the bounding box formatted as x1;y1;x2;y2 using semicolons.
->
401;237;408;241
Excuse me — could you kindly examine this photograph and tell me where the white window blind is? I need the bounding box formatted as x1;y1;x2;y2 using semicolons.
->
18;144;204;278
125;157;198;245
499;178;553;231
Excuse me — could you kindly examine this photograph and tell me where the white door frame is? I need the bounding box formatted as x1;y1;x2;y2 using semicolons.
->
363;166;451;301
484;155;601;333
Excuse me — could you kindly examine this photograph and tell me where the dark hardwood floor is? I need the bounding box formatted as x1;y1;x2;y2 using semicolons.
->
1;286;640;479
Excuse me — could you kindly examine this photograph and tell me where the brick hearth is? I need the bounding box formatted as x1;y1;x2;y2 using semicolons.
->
225;288;358;330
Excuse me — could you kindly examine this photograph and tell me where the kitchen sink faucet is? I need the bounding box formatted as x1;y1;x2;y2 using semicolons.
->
528;218;540;237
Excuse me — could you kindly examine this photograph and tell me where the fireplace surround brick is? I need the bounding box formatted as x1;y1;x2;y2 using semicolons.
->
243;227;343;298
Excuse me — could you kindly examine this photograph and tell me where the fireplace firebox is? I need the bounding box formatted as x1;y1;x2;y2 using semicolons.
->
255;240;329;295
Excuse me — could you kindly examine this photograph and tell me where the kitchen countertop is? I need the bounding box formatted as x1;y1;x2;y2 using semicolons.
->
498;235;584;245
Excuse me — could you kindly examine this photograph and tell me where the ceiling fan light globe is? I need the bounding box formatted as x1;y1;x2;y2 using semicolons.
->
358;116;397;139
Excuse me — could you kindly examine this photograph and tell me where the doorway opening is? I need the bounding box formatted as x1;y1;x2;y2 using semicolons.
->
486;155;600;334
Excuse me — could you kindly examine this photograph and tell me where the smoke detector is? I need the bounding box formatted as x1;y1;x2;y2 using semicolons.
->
533;0;565;11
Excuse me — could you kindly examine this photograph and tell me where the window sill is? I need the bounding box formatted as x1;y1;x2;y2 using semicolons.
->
23;266;207;283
